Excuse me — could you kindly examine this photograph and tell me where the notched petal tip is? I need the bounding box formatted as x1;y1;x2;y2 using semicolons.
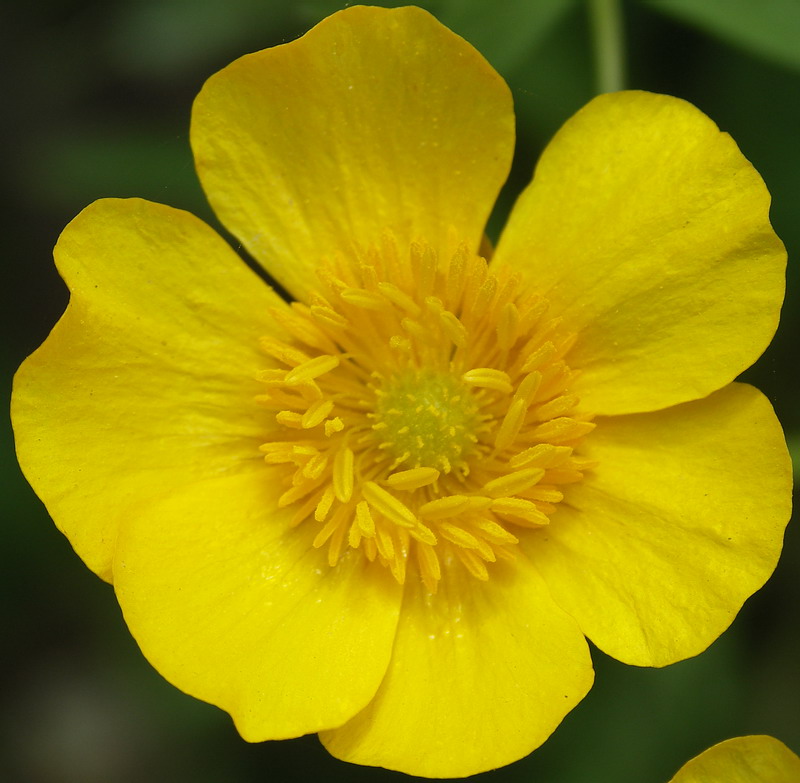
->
191;4;515;300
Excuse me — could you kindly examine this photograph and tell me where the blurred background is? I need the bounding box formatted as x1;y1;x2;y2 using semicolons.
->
2;1;799;781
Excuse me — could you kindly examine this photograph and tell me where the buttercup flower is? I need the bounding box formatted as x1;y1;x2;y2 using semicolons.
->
12;5;791;778
669;736;800;782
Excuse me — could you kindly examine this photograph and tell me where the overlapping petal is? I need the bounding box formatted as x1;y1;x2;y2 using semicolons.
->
10;6;792;778
114;470;403;738
529;383;791;666
321;556;593;777
669;736;800;783
12;198;283;580
494;91;786;416
191;5;514;299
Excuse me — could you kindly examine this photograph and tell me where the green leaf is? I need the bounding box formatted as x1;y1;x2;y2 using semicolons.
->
436;0;578;75
644;0;800;71
787;432;800;482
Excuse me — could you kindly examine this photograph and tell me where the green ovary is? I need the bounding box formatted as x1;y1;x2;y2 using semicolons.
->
374;370;482;473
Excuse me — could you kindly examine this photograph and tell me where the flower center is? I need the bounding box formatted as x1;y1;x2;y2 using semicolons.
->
255;238;595;592
373;369;481;473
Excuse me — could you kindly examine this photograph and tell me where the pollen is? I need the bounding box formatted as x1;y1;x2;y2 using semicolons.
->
256;236;595;592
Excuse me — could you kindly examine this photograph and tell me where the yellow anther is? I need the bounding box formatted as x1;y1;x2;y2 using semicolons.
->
332;446;354;502
439;309;467;347
475;274;497;313
530;418;596;443
418;494;470;519
462;368;513;394
384;467;440;491
481;468;545;498
414;242;437;298
409;521;437;546
313;508;346;549
284;354;340;385
497;301;520;349
389;335;412;353
417;542;441;591
324;417;344;436
362;481;417;528
513;371;542;406
490;497;550;527
340;288;385;310
439;522;481;549
275;410;304;428
526;487;565;503
400;317;428;341
457;548;489;581
355;501;376;537
494;398;527;452
509;443;571;469
348;520;362;548
278;480;320;509
268;306;337;353
377;282;422;317
302;453;329;480
259;336;310;366
472;516;519;545
534;394;580;421
376;525;395;560
314;486;335;522
445;245;467;310
310;305;349;328
521;341;556;373
302;399;334;429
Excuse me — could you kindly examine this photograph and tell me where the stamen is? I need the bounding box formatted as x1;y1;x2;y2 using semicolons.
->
462;368;514;394
481;468;545;498
497;302;520;350
255;238;594;591
285;354;340;385
332;447;354;502
362;481;417;528
494;398;527;453
385;467;440;491
355;501;376;537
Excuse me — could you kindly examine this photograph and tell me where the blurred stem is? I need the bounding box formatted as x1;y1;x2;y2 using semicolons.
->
589;0;626;93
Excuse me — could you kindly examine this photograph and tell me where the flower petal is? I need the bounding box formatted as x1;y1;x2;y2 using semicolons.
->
320;556;594;777
191;5;514;299
114;470;403;738
494;91;786;415
530;383;791;667
11;198;283;581
669;736;800;783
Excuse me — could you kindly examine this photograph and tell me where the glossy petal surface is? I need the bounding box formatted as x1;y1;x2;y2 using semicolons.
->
531;383;791;666
115;470;403;739
495;91;785;415
12;198;282;580
669;736;800;783
11;6;793;778
321;557;593;777
192;5;514;299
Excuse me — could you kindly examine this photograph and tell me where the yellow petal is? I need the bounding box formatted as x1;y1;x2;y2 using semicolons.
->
191;5;514;299
114;470;402;739
530;383;791;666
669;736;800;783
11;198;283;581
321;556;593;777
495;91;786;415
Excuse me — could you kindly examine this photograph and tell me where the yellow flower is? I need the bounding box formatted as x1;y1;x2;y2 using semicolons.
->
11;5;792;778
669;736;800;782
